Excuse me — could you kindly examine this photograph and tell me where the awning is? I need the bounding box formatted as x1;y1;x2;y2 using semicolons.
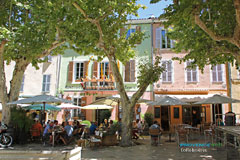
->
155;94;216;103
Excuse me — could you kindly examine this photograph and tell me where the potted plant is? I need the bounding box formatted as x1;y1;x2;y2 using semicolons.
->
102;122;119;146
10;106;34;144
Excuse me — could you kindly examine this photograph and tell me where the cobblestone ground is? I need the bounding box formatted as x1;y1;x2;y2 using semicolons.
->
81;136;238;160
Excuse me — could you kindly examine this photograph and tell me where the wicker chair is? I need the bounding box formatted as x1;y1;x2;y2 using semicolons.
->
176;128;188;146
149;128;161;145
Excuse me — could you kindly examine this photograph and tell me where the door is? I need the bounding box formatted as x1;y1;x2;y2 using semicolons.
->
161;106;170;131
192;106;201;127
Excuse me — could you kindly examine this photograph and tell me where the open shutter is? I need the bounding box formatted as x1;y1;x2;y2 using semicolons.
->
130;60;135;82
68;61;74;82
92;61;98;78
217;65;222;81
212;66;217;82
156;28;161;49
136;26;141;44
167;62;172;82
192;69;197;82
125;61;130;82
83;61;89;78
187;69;191;82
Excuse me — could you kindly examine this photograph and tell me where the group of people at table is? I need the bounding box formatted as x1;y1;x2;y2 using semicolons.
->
31;119;86;145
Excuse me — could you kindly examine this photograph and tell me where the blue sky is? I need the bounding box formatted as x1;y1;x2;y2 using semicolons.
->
129;0;172;19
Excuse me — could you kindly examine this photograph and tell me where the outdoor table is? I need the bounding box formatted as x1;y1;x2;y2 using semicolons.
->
184;126;200;140
215;126;240;150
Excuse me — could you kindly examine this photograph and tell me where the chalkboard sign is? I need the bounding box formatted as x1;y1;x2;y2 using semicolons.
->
174;107;179;119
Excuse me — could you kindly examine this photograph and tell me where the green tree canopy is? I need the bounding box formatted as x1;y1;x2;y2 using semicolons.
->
0;0;65;124
151;0;240;70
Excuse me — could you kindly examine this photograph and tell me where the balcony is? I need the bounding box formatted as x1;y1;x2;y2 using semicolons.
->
82;78;116;90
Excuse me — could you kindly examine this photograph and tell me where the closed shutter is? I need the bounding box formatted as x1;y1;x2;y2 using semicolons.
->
83;61;89;78
92;61;98;78
156;28;161;48
130;60;135;82
68;61;74;82
212;66;217;82
125;61;130;82
136;26;141;44
217;65;222;81
167;62;172;82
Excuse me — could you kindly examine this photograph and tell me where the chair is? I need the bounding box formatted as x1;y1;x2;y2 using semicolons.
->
176;128;188;146
149;128;161;145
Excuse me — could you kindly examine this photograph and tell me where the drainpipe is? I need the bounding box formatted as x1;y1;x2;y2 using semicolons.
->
56;55;62;96
227;62;232;112
151;18;155;101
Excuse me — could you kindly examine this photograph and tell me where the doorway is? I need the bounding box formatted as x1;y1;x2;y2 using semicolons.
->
161;106;170;131
192;106;201;127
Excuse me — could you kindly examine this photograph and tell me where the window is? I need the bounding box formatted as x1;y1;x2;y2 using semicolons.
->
47;55;52;62
154;107;160;118
99;62;109;79
20;75;25;92
186;61;197;82
42;75;51;92
156;27;174;49
73;98;81;118
212;64;223;82
125;60;135;82
75;62;84;80
174;107;179;119
126;28;136;39
162;61;172;82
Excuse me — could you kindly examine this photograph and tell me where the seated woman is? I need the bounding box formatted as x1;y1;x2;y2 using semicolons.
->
31;119;43;141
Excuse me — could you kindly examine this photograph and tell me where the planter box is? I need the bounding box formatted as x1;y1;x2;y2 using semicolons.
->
102;135;117;146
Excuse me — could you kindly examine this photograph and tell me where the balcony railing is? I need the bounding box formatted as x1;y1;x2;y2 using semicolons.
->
82;78;116;90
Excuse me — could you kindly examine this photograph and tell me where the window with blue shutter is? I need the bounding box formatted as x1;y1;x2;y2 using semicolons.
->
186;61;198;82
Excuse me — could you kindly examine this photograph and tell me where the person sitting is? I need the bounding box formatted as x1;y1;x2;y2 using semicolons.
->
102;119;109;129
43;120;54;144
31;119;43;141
90;122;98;135
132;120;139;140
149;121;162;146
108;120;114;128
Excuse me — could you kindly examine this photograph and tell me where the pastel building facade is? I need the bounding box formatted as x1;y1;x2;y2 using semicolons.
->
151;21;229;130
58;20;153;123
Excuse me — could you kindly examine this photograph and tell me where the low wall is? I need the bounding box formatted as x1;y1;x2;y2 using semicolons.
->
0;147;81;160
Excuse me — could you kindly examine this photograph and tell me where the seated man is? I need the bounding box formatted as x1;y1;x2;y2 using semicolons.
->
90;122;98;135
149;121;162;146
43;120;54;144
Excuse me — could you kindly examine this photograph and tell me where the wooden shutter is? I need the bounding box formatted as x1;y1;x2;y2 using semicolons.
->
68;61;74;82
217;65;222;82
167;62;172;82
212;66;217;82
162;62;167;82
83;61;89;78
136;26;141;44
187;70;191;82
156;28;161;48
125;61;130;82
130;60;135;82
92;61;98;78
192;69;197;82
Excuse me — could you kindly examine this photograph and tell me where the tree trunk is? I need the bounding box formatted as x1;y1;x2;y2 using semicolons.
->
121;101;135;146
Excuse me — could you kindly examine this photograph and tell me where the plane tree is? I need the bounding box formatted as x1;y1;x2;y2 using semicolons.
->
0;0;65;124
55;0;164;146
